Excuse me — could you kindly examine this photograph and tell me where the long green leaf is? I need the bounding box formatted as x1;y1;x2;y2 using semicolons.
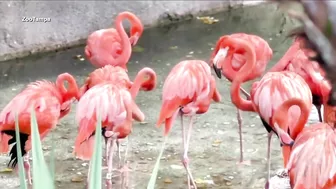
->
14;113;27;189
147;136;168;189
30;108;54;189
49;131;55;182
89;113;102;189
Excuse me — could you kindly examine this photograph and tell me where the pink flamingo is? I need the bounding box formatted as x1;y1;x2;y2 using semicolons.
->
156;60;221;189
85;11;143;69
267;122;336;189
269;37;331;122
74;83;139;189
227;37;312;179
209;33;273;164
286;122;336;189
79;65;157;164
79;65;156;100
0;73;79;184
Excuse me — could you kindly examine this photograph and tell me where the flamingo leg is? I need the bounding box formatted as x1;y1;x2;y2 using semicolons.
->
181;114;197;189
236;109;251;166
240;87;251;100
86;160;92;189
266;132;273;180
105;137;110;167
131;101;145;122
116;139;121;168
237;109;244;163
23;152;32;185
120;137;130;189
315;104;323;122
106;138;116;189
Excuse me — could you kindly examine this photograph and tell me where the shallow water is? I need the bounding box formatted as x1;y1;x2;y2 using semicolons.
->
0;3;320;189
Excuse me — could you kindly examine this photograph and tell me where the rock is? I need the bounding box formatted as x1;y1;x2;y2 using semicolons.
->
71;175;84;182
226;181;232;186
164;178;172;183
195;178;215;188
170;164;184;170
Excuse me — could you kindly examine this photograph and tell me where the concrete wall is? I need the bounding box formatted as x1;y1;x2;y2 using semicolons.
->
0;0;266;62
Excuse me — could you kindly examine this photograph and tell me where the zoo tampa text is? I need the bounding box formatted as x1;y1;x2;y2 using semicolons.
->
22;16;51;23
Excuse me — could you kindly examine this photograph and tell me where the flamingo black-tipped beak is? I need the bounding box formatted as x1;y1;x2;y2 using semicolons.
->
212;47;229;79
280;140;294;147
274;123;294;147
212;64;222;79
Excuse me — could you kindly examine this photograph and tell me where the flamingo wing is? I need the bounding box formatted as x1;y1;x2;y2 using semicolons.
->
0;81;61;153
231;33;273;67
157;60;212;133
87;65;131;89
287;123;336;189
0;81;61;133
75;83;131;146
287;50;327;94
251;71;312;126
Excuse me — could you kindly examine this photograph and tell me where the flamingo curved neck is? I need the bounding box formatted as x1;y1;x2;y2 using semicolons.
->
56;77;67;99
229;38;256;112
128;14;143;39
114;96;133;138
114;13;132;67
269;41;301;72
129;68;155;99
217;47;237;80
272;98;310;140
56;73;79;102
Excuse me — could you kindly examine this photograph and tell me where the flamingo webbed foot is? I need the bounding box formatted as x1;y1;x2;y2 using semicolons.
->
236;160;252;166
181;156;197;189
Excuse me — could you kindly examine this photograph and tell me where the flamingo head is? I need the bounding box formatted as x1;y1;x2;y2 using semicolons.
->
59;99;75;119
212;47;230;79
273;123;295;147
129;12;144;46
209;36;232;79
129;25;143;46
129;34;140;46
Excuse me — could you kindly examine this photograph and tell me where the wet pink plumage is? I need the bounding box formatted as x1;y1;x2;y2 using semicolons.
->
0;73;79;185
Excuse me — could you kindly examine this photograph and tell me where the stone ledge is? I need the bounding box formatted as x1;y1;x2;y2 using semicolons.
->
0;1;266;62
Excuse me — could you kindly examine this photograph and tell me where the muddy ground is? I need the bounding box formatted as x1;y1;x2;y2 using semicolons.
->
0;3;320;189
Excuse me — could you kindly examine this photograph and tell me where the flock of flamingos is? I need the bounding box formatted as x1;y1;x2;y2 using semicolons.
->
0;10;335;189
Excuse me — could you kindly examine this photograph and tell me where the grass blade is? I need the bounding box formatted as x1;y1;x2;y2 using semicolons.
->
30;108;54;189
14;113;28;189
49;131;55;183
89;112;102;189
147;136;167;189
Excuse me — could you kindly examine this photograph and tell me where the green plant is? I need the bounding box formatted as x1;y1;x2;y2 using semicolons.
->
89;113;103;189
14;109;103;189
147;136;168;189
14;113;27;189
